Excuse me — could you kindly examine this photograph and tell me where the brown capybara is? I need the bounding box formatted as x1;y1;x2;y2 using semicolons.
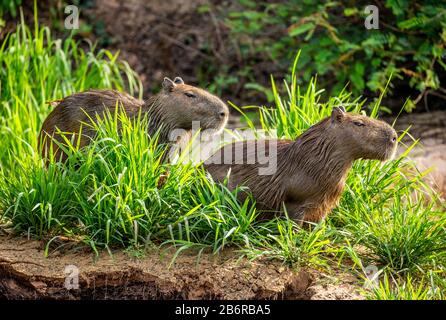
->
204;107;398;224
39;77;229;162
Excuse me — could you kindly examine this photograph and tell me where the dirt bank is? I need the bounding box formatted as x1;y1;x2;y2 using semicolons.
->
0;236;363;300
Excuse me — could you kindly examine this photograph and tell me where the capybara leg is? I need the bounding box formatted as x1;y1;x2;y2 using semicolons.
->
284;201;305;226
302;207;326;224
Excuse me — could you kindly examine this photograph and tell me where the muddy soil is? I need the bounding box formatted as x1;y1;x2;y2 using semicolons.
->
87;0;235;96
0;236;363;300
83;0;281;105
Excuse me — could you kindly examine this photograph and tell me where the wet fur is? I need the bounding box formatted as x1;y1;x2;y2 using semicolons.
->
39;78;229;161
204;109;398;224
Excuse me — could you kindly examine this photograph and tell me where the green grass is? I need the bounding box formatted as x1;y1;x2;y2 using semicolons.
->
0;11;445;300
0;5;141;170
367;272;445;300
235;52;446;296
0;109;266;255
242;219;337;268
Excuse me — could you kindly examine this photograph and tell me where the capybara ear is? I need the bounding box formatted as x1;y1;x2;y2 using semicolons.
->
174;77;184;85
331;107;345;123
162;77;175;92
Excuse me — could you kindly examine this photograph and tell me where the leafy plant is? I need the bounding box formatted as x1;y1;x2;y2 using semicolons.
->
368;272;444;300
236;53;445;277
0;0;22;18
220;0;446;109
0;6;142;169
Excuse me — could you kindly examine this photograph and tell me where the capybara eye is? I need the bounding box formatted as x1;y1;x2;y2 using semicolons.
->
184;92;196;98
354;121;365;127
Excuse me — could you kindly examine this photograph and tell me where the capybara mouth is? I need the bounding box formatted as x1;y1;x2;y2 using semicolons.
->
197;124;225;143
379;128;398;161
381;142;397;161
205;118;228;134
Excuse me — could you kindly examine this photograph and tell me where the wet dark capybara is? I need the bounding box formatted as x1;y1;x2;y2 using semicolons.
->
39;77;229;161
204;107;398;224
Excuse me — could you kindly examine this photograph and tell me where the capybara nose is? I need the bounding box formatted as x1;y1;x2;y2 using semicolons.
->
388;131;397;144
383;129;397;145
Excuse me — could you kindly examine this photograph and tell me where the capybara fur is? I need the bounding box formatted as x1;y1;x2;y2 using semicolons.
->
204;107;398;224
39;77;229;162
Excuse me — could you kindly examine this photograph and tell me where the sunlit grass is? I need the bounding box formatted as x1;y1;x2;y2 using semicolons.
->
367;272;445;300
0;5;142;170
0;108;263;254
234;52;446;294
0;10;444;300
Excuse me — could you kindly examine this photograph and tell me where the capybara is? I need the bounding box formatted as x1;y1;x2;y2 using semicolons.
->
204;107;398;224
39;77;229;162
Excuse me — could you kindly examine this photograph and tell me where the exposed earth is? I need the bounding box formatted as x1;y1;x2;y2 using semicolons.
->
0;0;444;300
1;112;443;300
0;236;363;300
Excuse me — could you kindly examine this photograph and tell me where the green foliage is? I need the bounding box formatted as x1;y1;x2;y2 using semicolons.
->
0;0;22;18
243;219;335;267
337;157;446;272
236;52;446;290
222;0;446;106
0;8;142;169
0;109;263;253
368;272;445;300
1;10;445;299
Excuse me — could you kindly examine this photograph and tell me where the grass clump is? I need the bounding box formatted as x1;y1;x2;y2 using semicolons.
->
0;12;444;299
0;14;284;260
243;219;336;268
0;7;141;169
235;53;446;295
0;109;265;254
367;272;445;300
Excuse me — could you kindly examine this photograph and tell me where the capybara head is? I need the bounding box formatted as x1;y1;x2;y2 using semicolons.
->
158;77;229;134
329;107;397;161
